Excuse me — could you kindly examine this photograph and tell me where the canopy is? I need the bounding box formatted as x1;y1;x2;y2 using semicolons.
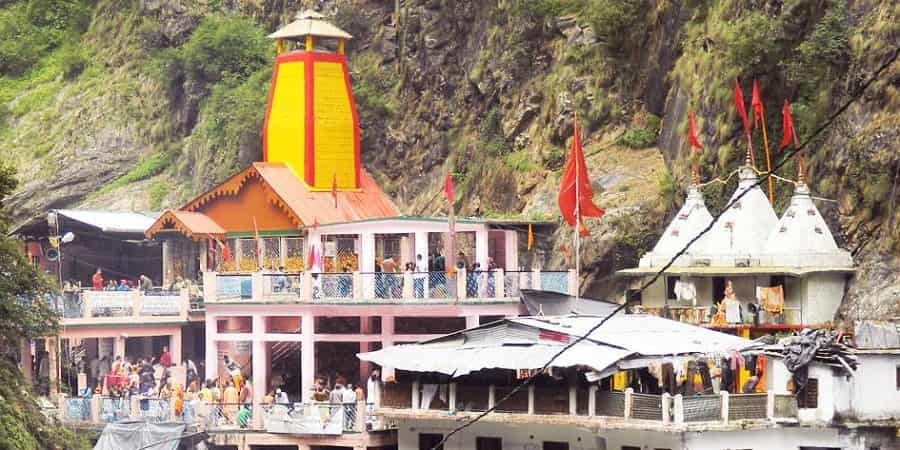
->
519;289;619;316
93;420;186;450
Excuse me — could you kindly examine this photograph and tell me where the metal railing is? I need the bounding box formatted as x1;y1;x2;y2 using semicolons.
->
533;386;570;415
539;271;569;294
595;391;626;417
313;273;354;299
139;398;172;422
682;394;722;422
503;271;531;297
216;274;252;299
64;397;91;422
61;290;190;322
264;273;304;295
728;393;767;420
100;396;130;423
631;393;664;421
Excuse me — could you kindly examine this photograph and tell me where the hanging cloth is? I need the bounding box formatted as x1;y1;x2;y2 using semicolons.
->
674;280;698;304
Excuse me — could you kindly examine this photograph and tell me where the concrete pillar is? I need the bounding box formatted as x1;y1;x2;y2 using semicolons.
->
20;338;33;385
532;268;542;290
414;231;429;265
130;395;140;418
251;315;267;428
567;269;578;296
527;385;535;415
47;338;58;401
588;385;597;417
766;390;775;422
91;395;101;423
113;336;126;361
199;240;208;273
412;380;421;410
456;268;467;299
449;383;457;413
503;229;518;271
170;328;182;368
475;228;489;269
624;387;634;420
205;314;218;382
301;272;312;300
488;385;496;409
301;314;315;396
673;394;684;424
352;271;362;299
355;400;366;432
251;271;264;301
360;232;376;273
569;386;577;415
402;271;413;299
662;392;671;424
720;391;730;423
78;373;87;394
495;268;505;298
380;315;395;381
203;271;218;304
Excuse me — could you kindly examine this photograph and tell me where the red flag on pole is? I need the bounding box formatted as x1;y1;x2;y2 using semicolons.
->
558;115;604;230
688;111;703;151
734;79;751;136
443;173;454;204
751;80;765;129
332;173;338;208
779;99;799;149
307;245;316;270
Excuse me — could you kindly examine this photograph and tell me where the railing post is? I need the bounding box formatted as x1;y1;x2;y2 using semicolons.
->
83;292;93;318
449;383;457;413
91;395;101;423
203;271;218;303
132;291;141;318
495;269;505;298
673;394;684;425
57;394;67;420
527;385;535;415
356;399;366;432
532;269;542;290
488;385;496;409
411;381;420;410
567;269;577;296
661;392;671;424
720;391;730;424
624;388;634;420
766;390;775;422
251;271;264;301
587;386;597;417
131;395;140;418
402;271;414;299
77;373;87;394
456;269;467;300
352;271;362;299
301;272;312;301
569;386;577;415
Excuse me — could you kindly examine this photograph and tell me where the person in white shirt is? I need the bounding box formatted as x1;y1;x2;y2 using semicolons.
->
366;370;380;405
413;254;427;298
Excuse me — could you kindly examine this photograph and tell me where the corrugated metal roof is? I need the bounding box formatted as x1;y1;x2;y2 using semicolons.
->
56;209;158;234
359;313;754;377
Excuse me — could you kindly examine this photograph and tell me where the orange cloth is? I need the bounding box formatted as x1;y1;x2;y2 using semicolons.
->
756;356;767;393
760;286;785;313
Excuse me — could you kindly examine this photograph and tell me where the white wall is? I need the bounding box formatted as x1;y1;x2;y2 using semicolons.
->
684;427;848;450
840;353;900;421
394;418;683;450
802;273;846;325
796;363;837;424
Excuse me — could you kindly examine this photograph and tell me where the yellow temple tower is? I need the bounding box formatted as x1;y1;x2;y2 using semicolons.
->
263;10;360;190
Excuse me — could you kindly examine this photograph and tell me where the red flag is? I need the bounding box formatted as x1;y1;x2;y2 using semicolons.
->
332;173;338;208
779;99;799;149
443;174;454;204
222;242;233;264
558;115;604;228
733;79;750;136
307;245;315;270
751;80;764;129
687;111;703;151
207;238;216;270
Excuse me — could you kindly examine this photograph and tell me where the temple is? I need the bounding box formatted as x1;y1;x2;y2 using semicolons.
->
618;151;854;337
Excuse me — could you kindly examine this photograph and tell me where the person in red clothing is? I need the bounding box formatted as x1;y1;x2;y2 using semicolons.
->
91;268;103;291
159;346;171;367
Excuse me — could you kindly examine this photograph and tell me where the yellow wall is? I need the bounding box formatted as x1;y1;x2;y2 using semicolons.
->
313;61;356;189
266;60;306;177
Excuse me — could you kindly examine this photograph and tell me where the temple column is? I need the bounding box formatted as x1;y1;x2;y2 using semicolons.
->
360;232;376;298
205;314;218;381
301;313;315;396
162;239;173;287
251;316;267;428
475;228;490;269
46;338;58;401
380;315;395;381
359;316;372;384
113;335;126;361
170;328;182;368
504;230;519;270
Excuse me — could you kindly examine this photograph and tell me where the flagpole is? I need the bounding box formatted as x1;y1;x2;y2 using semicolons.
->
573;113;580;303
760;112;774;204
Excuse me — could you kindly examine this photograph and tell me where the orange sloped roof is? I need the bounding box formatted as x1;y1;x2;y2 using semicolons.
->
145;210;225;240
252;162;401;225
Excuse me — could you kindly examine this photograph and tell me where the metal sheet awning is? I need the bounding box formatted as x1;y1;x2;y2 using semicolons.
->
56;209;158;234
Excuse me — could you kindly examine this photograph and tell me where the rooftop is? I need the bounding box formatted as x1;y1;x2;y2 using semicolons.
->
268;10;353;41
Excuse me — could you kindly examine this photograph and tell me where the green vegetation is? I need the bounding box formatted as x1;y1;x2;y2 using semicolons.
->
148;179;169;210
0;0;92;75
617;114;660;149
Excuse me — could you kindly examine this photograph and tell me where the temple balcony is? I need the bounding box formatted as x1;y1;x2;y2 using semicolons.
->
376;381;799;432
59;289;191;326
203;269;576;304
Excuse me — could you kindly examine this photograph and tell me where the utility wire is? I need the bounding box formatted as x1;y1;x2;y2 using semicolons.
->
429;45;899;450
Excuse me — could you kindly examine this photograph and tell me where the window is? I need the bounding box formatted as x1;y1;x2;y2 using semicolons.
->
797;378;819;408
476;437;502;450
665;276;677;300
712;277;726;301
543;442;569;450
419;433;444;450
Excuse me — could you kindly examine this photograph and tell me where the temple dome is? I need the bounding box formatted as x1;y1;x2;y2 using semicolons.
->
639;185;713;267
763;183;852;267
698;166;777;257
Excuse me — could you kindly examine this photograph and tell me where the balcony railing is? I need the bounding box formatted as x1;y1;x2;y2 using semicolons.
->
203;269;575;303
376;382;793;428
634;304;804;328
60;289;190;324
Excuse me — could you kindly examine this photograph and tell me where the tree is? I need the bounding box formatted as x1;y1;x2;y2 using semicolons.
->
0;164;85;449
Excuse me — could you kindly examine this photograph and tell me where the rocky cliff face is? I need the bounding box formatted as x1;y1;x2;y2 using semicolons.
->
1;0;897;319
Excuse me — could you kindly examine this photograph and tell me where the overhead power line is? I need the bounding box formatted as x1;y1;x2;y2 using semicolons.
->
429;45;900;450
